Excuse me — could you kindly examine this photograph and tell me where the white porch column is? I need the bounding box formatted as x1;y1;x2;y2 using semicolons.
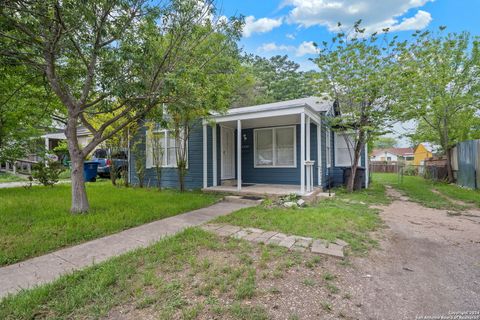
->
300;112;305;194
306;116;311;192
203;124;208;189
306;117;311;160
212;124;217;187
317;121;322;186
237;120;242;191
44;137;50;166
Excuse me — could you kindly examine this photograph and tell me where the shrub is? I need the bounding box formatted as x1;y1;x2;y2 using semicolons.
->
403;165;418;176
32;161;65;186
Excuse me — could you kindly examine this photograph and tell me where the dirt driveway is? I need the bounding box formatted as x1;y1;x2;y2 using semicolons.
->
344;187;480;320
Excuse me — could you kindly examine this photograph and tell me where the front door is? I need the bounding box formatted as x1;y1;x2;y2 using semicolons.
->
221;126;235;179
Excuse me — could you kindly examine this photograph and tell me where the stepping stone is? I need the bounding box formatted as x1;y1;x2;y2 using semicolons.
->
293;236;313;248
243;231;264;241
233;229;250;240
291;245;307;252
334;239;349;247
252;231;278;244
266;233;288;245
245;227;264;233
215;225;242;237
311;240;344;258
206;223;344;259
278;236;296;249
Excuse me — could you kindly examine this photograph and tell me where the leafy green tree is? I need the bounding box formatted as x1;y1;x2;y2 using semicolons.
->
1;0;241;212
165;30;242;191
373;136;398;149
396;28;480;182
313;21;400;192
233;55;315;107
0;65;58;162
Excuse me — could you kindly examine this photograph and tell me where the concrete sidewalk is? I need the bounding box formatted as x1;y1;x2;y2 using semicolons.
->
0;180;70;189
0;201;252;299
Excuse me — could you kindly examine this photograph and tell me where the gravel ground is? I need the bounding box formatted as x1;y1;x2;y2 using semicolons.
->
344;187;480;320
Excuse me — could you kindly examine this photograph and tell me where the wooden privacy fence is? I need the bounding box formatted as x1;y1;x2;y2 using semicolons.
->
370;160;449;182
369;162;402;173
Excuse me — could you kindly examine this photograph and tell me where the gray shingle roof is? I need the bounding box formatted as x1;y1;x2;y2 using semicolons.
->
227;96;334;115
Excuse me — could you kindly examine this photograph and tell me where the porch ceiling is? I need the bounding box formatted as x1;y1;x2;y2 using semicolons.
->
219;114;300;129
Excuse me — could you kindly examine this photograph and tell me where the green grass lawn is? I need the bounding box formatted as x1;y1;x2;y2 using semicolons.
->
0;181;389;319
0;182;220;266
216;197;382;253
335;178;391;205
373;173;480;210
433;183;480;207
0;229;288;319
0;172;27;183
0;228;351;320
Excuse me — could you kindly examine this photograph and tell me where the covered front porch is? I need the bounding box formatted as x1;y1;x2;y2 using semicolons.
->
201;100;324;196
202;183;324;198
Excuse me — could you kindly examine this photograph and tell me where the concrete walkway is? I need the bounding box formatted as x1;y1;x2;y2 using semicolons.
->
0;180;70;189
0;201;252;299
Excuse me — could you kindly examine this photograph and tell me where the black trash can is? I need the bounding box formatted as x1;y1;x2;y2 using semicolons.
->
343;167;365;190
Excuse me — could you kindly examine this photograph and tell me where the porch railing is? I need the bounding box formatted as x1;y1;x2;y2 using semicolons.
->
0;159;37;175
305;160;315;193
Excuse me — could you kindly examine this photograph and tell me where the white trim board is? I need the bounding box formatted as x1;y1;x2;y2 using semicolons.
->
220;126;235;179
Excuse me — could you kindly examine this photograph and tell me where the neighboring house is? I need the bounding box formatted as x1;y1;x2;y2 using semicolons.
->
370;148;414;163
41;127;93;151
413;143;434;166
129;97;369;194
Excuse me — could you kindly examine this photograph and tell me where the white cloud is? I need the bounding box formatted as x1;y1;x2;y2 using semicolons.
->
243;15;283;38
295;41;318;56
389;10;431;31
258;42;295;52
258;41;318;57
283;0;434;34
286;33;296;39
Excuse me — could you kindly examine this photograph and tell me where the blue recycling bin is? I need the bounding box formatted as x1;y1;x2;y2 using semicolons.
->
84;161;99;182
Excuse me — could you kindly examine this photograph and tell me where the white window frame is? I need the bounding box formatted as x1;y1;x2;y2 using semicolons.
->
326;129;331;168
253;126;297;168
146;128;188;169
334;132;360;167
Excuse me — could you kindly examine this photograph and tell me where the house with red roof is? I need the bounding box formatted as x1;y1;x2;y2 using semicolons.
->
370;147;414;163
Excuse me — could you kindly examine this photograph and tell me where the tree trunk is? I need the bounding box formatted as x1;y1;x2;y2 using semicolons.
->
70;154;89;213
155;166;162;191
445;147;454;183
346;132;365;193
178;165;186;192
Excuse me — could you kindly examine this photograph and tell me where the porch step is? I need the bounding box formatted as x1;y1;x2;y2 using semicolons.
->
224;195;263;206
221;179;237;187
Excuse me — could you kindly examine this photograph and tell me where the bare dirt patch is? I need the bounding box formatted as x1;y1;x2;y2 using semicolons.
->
103;240;366;320
344;187;480;319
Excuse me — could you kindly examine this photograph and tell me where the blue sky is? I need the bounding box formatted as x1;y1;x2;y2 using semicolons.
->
219;0;480;71
217;0;479;145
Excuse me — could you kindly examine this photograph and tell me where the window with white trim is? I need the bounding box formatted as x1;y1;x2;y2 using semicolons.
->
334;132;360;166
254;126;296;168
146;128;185;168
326;129;331;168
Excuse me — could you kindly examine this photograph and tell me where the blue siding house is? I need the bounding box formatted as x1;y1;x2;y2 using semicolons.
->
129;97;369;195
